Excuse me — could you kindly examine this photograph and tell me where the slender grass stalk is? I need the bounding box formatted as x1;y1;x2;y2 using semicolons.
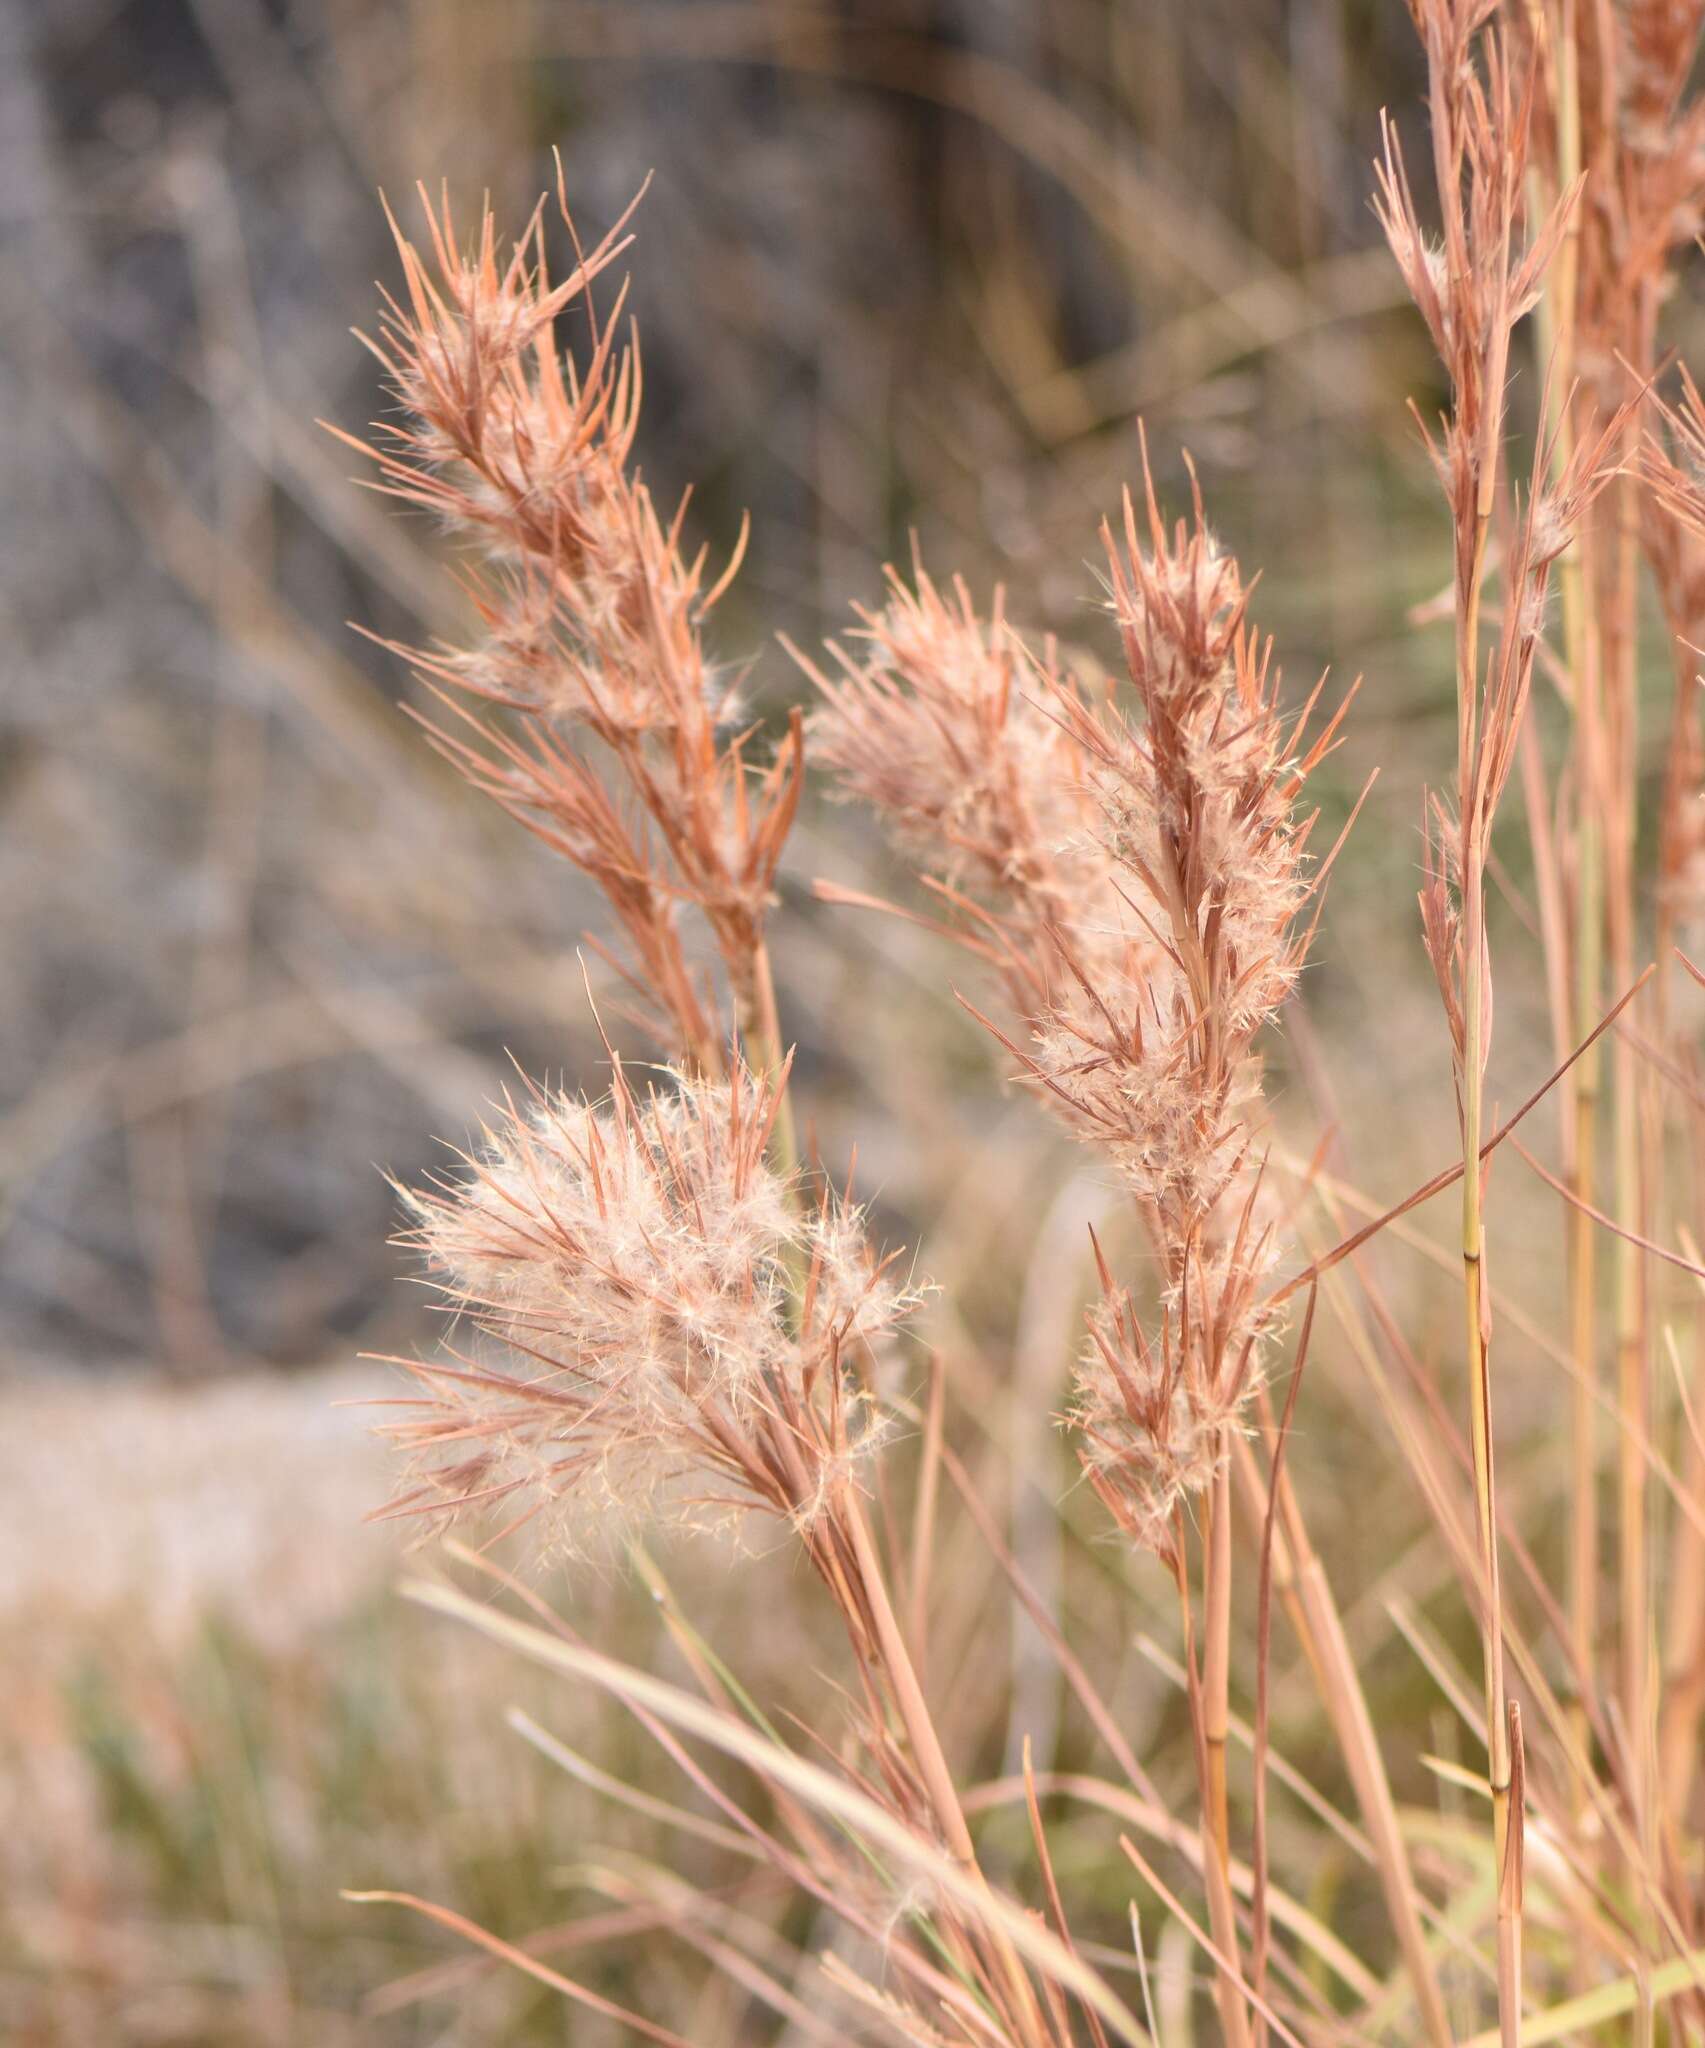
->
843;1488;1049;2036
1607;463;1650;1891
1637;405;1705;1870
1455;211;1518;2045
1594;231;1658;2048
1530;0;1603;1786
1202;1451;1233;1870
1373;15;1629;2032
1460;810;1518;2048
1179;1499;1253;2048
1200;1451;1248;2047
1569;745;1604;1725
1233;1435;1453;2048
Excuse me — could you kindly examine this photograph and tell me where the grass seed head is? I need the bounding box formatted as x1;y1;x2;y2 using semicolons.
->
381;1057;918;1559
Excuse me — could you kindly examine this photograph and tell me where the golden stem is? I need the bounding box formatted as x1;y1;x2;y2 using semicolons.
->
1234;1438;1452;2048
1199;1452;1253;2048
842;1489;1046;2039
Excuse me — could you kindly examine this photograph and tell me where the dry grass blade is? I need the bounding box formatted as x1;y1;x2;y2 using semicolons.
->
340;1887;697;2045
398;1575;1153;2047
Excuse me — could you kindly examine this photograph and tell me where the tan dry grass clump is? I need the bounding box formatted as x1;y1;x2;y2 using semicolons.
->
326;7;1705;2040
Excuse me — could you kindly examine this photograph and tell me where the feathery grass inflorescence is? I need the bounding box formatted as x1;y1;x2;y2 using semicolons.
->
380;1049;910;1556
812;465;1347;1560
337;174;800;1074
811;459;1364;2046
805;555;1124;952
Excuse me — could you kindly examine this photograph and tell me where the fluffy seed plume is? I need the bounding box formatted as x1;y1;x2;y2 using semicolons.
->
338;177;801;1063
1030;470;1334;1198
805;557;1115;923
812;457;1350;1554
377;1052;916;1559
802;552;1167;1049
1072;1203;1282;1556
1039;469;1345;1549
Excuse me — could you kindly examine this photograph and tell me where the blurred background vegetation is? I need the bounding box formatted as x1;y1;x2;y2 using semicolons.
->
4;1;1700;2041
